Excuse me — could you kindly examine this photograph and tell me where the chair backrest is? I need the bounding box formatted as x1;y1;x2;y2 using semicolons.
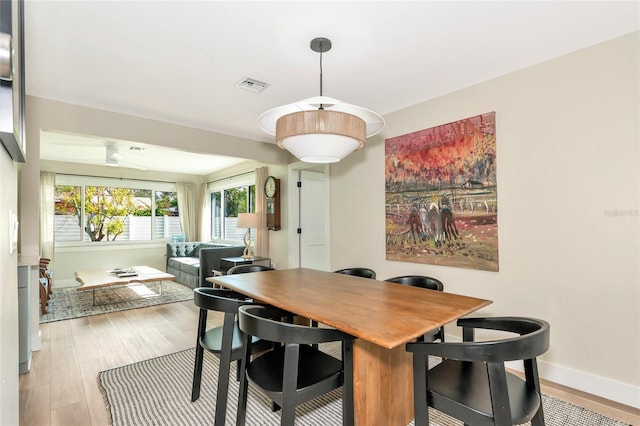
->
193;287;253;314
457;316;550;361
407;316;550;362
384;275;444;291
334;267;376;279
236;304;356;425
238;305;354;346
227;264;275;275
191;288;268;419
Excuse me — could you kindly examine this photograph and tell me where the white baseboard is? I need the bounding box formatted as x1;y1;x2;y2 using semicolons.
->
31;329;42;352
535;359;640;409
445;333;640;409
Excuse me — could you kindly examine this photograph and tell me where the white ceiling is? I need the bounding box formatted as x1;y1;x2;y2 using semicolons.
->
39;130;247;175
28;1;639;174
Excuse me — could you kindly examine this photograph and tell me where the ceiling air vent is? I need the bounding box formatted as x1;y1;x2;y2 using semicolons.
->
236;76;271;93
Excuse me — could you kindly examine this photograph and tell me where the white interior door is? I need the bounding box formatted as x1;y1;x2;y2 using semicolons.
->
287;164;330;270
298;170;329;270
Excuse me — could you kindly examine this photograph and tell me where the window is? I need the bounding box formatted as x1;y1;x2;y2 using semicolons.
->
54;176;181;244
154;191;181;239
209;174;255;241
54;185;82;242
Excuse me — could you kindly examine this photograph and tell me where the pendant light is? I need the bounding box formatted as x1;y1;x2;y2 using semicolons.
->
258;37;385;163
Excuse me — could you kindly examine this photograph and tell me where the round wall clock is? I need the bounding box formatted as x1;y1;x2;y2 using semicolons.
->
264;176;281;230
264;175;278;199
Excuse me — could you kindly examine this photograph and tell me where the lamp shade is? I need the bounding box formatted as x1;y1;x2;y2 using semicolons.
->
276;110;365;163
258;96;385;163
237;212;260;229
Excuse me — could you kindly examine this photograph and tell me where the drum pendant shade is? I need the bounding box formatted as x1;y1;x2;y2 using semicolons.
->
257;38;384;163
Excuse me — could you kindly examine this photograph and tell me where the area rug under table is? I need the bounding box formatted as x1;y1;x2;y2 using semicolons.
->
40;281;194;323
98;347;630;426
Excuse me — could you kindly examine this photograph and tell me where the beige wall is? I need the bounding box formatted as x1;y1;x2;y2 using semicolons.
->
28;97;291;164
330;32;640;406
0;148;19;424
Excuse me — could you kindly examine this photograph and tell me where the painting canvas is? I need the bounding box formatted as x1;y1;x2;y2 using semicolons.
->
385;112;498;272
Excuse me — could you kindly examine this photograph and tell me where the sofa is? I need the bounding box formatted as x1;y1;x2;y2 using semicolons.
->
166;241;245;289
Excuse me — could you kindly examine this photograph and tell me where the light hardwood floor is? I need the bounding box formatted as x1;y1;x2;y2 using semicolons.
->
19;301;640;425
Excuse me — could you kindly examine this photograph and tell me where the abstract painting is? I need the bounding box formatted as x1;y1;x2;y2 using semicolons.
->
385;112;498;271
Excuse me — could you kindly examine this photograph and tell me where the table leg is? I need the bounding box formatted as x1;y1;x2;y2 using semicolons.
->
352;339;414;426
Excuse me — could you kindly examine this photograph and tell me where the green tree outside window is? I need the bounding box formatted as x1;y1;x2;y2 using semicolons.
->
56;186;142;241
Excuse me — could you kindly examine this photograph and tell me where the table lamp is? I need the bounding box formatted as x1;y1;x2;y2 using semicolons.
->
237;212;259;258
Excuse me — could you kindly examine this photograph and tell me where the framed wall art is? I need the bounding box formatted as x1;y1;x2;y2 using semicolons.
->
385;111;498;272
0;0;26;163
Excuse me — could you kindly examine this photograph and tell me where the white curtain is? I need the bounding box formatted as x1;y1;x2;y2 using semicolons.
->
176;182;199;241
199;183;210;241
255;167;269;257
39;172;56;260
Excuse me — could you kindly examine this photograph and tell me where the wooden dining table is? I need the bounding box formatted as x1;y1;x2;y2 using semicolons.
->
209;268;492;426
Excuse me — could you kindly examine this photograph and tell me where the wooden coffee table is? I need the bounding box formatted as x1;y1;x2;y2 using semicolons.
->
75;266;176;305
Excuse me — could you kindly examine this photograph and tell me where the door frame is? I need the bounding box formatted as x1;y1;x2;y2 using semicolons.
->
286;162;331;268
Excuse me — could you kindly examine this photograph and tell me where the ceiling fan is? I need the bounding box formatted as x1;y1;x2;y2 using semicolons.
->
40;131;154;171
103;144;149;170
45;137;150;171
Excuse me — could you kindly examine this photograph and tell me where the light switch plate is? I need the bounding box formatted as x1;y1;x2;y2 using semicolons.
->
9;209;18;254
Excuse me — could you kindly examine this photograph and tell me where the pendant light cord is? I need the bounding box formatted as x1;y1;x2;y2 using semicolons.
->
319;42;324;110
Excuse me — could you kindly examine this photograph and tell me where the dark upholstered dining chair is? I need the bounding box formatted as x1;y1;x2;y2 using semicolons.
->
227;264;274;275
384;275;445;341
384;274;443;291
236;304;356;426
190;288;271;425
333;267;376;279
407;316;550;426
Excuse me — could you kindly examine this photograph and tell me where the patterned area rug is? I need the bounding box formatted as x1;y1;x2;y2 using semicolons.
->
99;346;630;426
40;281;194;323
